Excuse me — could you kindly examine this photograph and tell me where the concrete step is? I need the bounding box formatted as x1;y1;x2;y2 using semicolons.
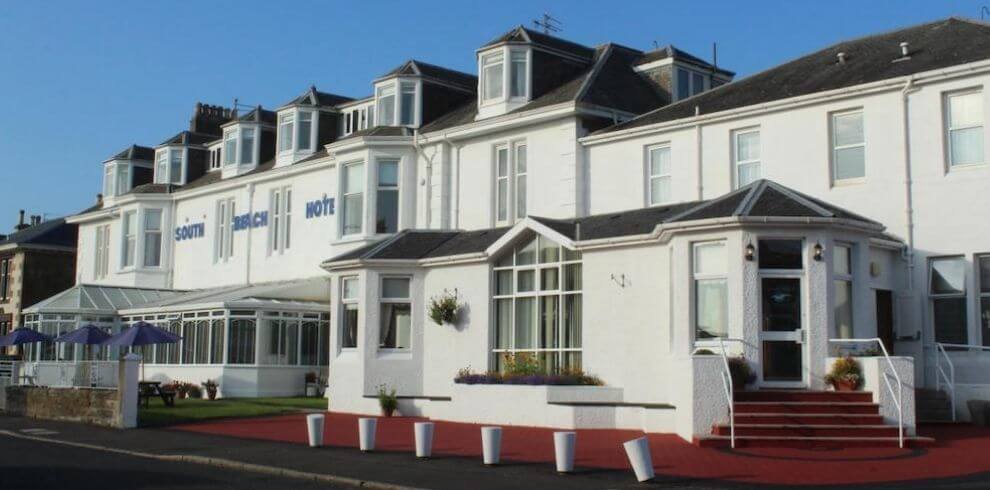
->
735;401;880;415
713;424;899;438
734;390;873;403
733;413;885;426
695;435;934;449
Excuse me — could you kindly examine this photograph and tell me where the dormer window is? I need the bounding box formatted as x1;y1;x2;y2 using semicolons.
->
376;85;395;126
482;51;504;101
154;148;184;184
222;126;257;166
277;109;316;155
375;81;419;127
102;162;134;198
478;47;531;118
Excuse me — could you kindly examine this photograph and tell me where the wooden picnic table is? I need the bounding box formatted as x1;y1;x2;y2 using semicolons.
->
138;381;175;407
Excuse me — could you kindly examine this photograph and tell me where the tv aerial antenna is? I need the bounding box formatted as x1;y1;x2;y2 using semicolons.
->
532;13;562;34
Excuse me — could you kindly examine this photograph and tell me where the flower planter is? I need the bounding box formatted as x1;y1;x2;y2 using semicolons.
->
306;414;325;447
358;418;377;452
481;426;502;465
833;379;858;392
414;422;435;458
382;408;395;418
622;436;655;482
553;431;576;473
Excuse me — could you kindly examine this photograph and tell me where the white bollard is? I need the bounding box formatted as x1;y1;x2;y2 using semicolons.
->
306;414;325;447
359;417;377;452
414;422;435;458
481;426;502;465
623;436;655;482
553;431;577;473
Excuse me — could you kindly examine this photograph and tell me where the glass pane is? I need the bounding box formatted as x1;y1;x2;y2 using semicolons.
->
517;270;535;292
496;180;508;221
950;127;985;166
650;177;671;205
497;148;509;176
694;242;727;275
949;92;983;127
400;83;416;125
539;296;559;349
516;174;526;219
343;194;363;235
510;51;526;97
563;263;582;291
834;146;865;180
495;299;512;349
342;277;359;299
279;114;294;151
540;268;558;290
538;237;559;263
380;303;411;349
736;131;760;161
562;247;581;262
378;160;398;186
762;277;802;332
980;257;990;293
981;298;990;348
834;245;851;275
516;238;536;265
514;298;535;349
382;277;410;299
376;189;398;233
737;162;760;186
695;278;727;339
495;270;513;295
833;112;864;146
762;340;802;381
692;72;705;95
495;253;513;268
563;295;582;348
484;61;504;100
515;145;527;174
933;297;968;345
298;112;312;150
343;305;359;348
930;257;966;295
241;128;255;164
344;163;364;194
169;150;182;183
834;280;853;339
677;69;690;100
758;239;803;269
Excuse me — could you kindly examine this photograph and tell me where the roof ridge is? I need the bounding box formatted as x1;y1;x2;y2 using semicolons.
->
574;43;615;103
761;181;835;217
735;180;767;216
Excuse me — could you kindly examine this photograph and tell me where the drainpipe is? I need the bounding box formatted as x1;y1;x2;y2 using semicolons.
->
694;106;704;200
900;76;919;292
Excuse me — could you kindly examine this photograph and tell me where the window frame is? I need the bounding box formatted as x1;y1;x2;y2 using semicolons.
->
376;84;396;126
269;186;293;254
154;147;185;185
278;112;295;153
976;253;990;347
832;243;855;339
493;139;527;226
93;224;110;279
215;198;236;263
830;109;866;184
481;50;505;103
692;240;729;344
675;66;708;100
732;127;761;188
379;276;412;351
120;210;137;269
0;256;10;301
375;157;400;234
928;255;969;345
647;143;673;206
141;208;164;268
340;276;360;350
340;160;366;237
944;88;986;169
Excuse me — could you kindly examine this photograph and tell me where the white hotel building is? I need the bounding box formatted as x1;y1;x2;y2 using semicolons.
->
22;18;990;442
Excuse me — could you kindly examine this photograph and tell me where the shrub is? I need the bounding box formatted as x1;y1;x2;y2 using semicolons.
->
428;290;461;325
377;384;398;415
185;382;203;399
824;356;863;389
502;352;544;377
453;365;604;386
727;357;756;389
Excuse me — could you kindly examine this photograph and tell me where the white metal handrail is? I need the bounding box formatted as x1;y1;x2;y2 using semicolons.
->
828;338;903;448
934;343;957;421
693;338;747;449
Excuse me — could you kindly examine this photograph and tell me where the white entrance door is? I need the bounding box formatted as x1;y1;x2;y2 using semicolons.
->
755;239;808;388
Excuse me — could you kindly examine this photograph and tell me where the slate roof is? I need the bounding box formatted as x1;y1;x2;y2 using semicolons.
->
0;218;77;249
480;26;595;60
596;17;990;135
420;43;666;133
279;85;355;109
334;126;414;142
104;145;155;163
158;131;218;148
378;60;477;91
634;45;735;77
231;106;276;125
322;180;886;264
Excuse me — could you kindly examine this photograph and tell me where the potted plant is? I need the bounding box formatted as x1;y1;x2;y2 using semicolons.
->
824;356;863;391
304;372;319;397
377;384;398;417
428;290;460;326
185;382;203;399
202;379;219;400
172;381;189;399
727;356;756;391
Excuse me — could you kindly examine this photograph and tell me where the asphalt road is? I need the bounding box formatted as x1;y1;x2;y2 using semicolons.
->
0;435;345;490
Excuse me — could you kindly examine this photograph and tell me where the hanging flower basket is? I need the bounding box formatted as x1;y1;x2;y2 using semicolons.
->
428;290;461;326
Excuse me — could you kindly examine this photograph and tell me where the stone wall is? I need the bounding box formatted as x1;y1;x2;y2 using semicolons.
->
3;386;123;428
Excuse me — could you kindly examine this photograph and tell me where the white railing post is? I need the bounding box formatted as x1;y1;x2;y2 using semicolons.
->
935;343;957;422
827;338;904;448
717;338;735;449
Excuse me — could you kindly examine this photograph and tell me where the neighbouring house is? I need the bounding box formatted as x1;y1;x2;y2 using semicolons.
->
22;17;990;443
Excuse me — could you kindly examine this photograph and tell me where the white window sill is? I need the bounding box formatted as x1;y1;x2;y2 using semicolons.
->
376;349;412;360
336;349;359;360
832;177;866;187
947;162;988;173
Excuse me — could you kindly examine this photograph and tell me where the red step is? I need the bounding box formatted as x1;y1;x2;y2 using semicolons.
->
696;435;934;449
735;402;880;415
734;390;873;403
713;424;899;438
734;413;885;425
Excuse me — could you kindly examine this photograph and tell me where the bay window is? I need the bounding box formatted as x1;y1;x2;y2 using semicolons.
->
945;90;985;167
376;85;395;126
833;244;853;338
492;234;582;372
376;159;399;233
733;128;761;188
342;162;364;236
270;186;292;253
832;110;866;182
380;277;411;350
482;51;504;101
142;209;163;268
278;113;294;152
121;210;136;268
341;277;359;349
648;145;672;205
223;126;256;166
693;241;728;340
979;255;990;346
155;149;184;184
929;256;968;344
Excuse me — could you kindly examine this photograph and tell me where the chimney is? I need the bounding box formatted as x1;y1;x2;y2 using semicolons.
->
14;210;27;231
30;215;41;226
900;42;910;58
836;52;847;64
189;102;235;136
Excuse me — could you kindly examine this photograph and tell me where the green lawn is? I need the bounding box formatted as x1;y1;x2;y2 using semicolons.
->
138;396;327;427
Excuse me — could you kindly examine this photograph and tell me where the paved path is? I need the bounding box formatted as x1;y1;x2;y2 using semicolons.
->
3;415;990;489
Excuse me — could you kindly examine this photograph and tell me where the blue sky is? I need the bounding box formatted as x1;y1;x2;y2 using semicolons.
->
0;0;985;231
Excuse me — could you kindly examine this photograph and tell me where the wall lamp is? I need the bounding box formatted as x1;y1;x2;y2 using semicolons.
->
744;242;756;261
813;242;825;261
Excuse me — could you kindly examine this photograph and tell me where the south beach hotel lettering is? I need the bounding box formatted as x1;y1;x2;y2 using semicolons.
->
175;195;334;242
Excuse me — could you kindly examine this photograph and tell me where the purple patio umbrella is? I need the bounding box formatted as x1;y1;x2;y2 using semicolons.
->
102;321;181;380
0;327;51;346
55;324;112;360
